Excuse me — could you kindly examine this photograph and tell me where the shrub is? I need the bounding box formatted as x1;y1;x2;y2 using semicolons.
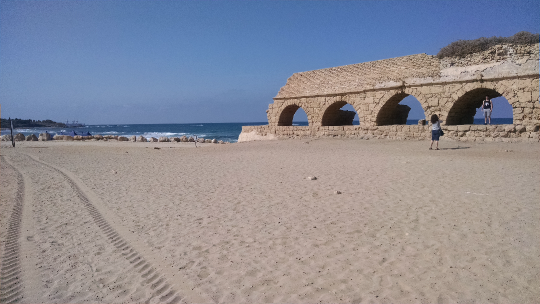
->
437;31;539;59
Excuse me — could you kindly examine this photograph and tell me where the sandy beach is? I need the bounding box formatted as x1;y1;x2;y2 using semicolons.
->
1;138;539;303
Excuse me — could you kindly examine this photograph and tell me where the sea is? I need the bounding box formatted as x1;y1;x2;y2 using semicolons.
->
2;118;513;142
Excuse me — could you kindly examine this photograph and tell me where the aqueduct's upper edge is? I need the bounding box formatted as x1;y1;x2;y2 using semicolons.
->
274;43;539;99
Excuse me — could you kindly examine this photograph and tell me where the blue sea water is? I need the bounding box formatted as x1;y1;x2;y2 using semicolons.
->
2;118;513;142
2;122;266;143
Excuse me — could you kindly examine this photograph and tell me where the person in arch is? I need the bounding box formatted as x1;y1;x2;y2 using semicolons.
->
482;96;493;125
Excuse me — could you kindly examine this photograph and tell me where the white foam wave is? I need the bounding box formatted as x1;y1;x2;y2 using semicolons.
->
142;132;187;138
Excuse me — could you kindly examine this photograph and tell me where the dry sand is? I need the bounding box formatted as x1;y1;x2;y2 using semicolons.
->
1;138;539;303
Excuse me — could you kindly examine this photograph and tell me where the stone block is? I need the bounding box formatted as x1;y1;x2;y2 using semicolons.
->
431;85;444;93
517;91;531;102
504;125;515;132
26;134;38;141
39;133;51;141
14;133;25;141
457;125;470;131
428;99;439;107
532;91;539;101
525;125;539;132
463;131;474;137
521;102;534;108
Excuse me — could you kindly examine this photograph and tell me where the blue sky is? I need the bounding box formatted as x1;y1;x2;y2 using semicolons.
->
1;0;538;124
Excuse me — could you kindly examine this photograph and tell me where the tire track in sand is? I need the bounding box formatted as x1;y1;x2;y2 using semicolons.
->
19;152;210;303
1;155;44;304
0;156;25;303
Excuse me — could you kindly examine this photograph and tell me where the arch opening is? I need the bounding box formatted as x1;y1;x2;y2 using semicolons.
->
292;107;308;126
473;96;514;125
278;104;308;126
376;93;425;126
446;88;512;125
321;101;359;126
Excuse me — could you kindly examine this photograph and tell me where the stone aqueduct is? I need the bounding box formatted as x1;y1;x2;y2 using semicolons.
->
239;43;539;142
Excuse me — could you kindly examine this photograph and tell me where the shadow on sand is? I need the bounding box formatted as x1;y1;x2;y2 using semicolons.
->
441;146;470;150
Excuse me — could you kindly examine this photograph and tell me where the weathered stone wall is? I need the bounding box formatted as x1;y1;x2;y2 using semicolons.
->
267;77;539;127
241;43;539;142
240;124;539;143
274;54;440;99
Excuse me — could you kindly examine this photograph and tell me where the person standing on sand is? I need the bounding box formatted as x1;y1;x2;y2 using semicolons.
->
482;96;493;125
430;114;442;150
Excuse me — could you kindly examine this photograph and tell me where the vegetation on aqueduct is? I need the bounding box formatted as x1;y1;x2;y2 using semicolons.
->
437;31;539;59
